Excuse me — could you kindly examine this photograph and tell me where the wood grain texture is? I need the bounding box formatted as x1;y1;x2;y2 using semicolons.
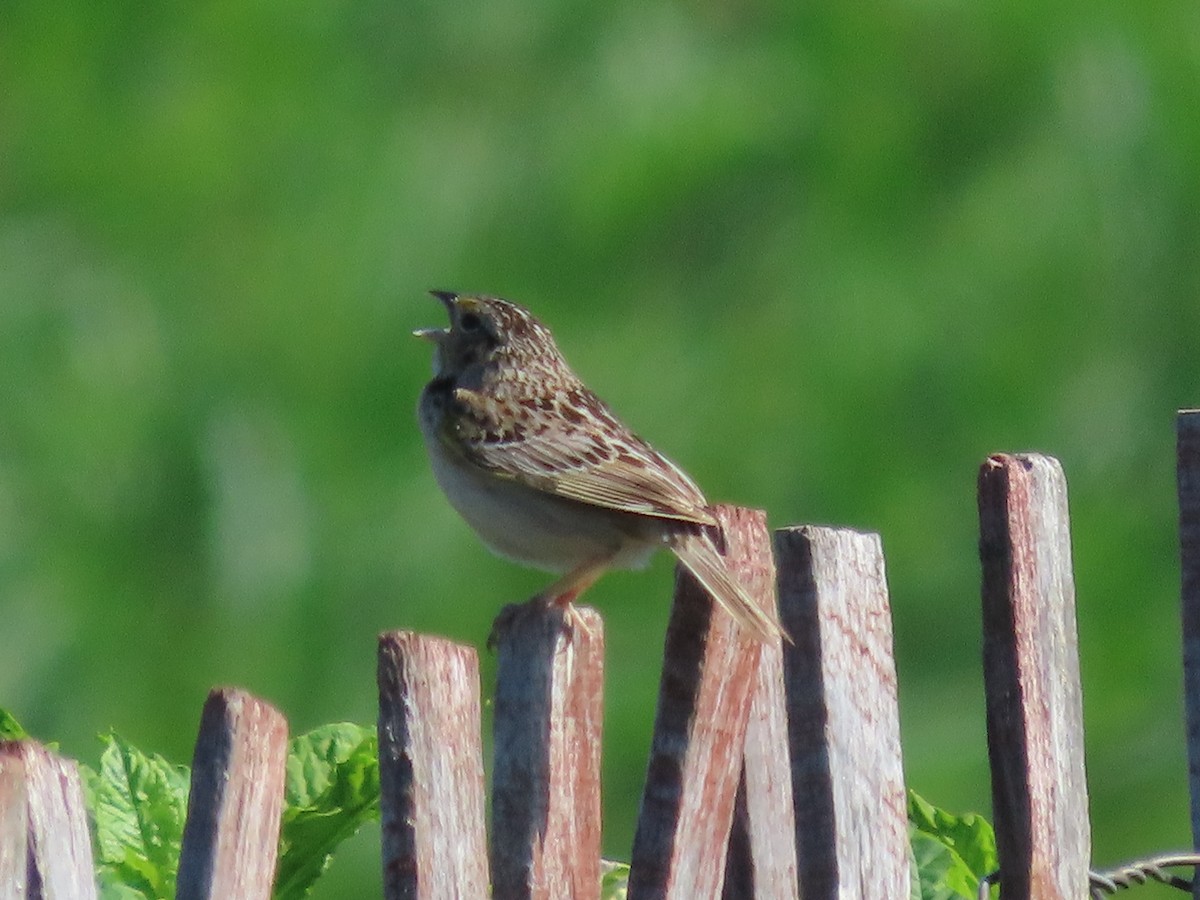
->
629;505;770;900
0;740;98;899
0;747;27;898
979;453;1090;900
1178;411;1200;896
723;528;798;900
774;525;909;900
176;688;288;900
491;604;604;900
377;631;488;900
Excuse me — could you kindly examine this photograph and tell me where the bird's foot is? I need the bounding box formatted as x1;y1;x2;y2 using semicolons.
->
487;594;559;650
486;592;596;650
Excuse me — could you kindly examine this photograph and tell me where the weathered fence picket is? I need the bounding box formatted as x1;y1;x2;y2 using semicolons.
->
1178;410;1200;900
0;740;97;900
9;415;1200;898
377;632;488;899
0;749;24;893
628;505;774;899
491;605;604;900
978;453;1090;900
775;525;910;898
176;687;289;900
723;550;797;900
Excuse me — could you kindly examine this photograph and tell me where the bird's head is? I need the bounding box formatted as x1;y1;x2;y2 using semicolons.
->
415;291;562;382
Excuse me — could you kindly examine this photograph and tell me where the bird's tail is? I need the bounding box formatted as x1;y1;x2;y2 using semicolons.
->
668;528;785;642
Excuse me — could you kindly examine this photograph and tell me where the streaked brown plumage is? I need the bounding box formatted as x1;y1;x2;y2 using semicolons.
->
415;291;782;641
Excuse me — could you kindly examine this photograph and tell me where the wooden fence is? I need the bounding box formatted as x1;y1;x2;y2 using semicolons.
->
5;409;1200;899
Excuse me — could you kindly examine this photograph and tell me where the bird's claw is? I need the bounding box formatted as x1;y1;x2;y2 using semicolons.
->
486;594;595;650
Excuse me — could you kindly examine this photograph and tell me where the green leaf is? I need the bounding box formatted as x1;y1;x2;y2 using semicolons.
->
0;708;29;740
95;867;155;900
82;733;190;900
600;859;629;900
274;723;381;900
911;830;978;900
908;790;997;900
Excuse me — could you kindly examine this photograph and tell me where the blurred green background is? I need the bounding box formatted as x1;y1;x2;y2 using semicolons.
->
3;0;1199;895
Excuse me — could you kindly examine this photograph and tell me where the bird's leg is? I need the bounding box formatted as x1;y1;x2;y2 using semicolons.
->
536;557;613;641
534;556;614;607
488;556;613;649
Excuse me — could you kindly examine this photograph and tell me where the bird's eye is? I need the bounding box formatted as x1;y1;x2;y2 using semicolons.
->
459;312;483;332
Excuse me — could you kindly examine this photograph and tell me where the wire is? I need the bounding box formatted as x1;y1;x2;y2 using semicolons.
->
976;854;1200;899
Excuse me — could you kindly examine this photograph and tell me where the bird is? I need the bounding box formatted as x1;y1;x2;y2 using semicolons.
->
414;290;782;642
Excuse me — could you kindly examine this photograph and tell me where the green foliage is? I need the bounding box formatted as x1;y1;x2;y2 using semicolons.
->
0;708;29;740
82;733;190;900
600;859;630;900
908;790;997;900
1;710;380;900
276;724;381;900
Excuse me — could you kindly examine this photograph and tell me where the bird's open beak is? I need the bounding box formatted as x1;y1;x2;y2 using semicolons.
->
413;290;458;341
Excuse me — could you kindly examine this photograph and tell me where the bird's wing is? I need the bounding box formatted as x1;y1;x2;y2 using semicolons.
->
443;386;717;526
